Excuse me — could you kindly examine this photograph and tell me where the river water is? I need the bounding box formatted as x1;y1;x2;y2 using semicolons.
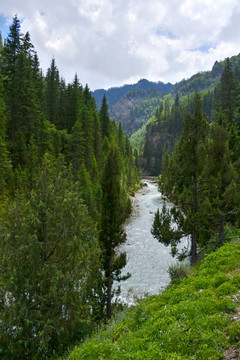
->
115;178;187;304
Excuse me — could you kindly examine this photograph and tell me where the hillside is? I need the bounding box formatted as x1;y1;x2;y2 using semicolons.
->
173;53;240;97
138;53;240;175
93;53;240;142
92;79;174;108
68;240;240;360
109;89;163;136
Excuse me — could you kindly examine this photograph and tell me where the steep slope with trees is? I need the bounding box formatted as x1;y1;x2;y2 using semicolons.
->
0;16;140;360
110;89;163;135
67;57;240;360
153;58;240;265
140;53;240;175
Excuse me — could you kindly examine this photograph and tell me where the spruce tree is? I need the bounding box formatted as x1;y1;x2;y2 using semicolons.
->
45;58;60;127
99;94;110;139
218;58;238;126
202;123;240;246
0;73;11;195
2;15;22;140
99;144;130;318
153;92;209;264
0;155;101;359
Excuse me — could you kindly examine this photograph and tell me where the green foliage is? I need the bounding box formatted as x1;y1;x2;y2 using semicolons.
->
0;155;102;359
92;79;173;108
217;58;239;126
68;242;240;360
157;71;240;262
99;94;110;138
100;144;131;319
44;58;60;127
111;89;163;137
151;203;184;257
154;92;209;264
0;73;12;195
168;263;191;284
0;15;140;359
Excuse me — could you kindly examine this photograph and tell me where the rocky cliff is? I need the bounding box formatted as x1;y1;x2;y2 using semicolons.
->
140;121;175;176
110;89;162;135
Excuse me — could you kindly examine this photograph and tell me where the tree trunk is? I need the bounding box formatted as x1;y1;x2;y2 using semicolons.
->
106;253;113;319
218;217;225;247
191;230;197;265
191;175;198;265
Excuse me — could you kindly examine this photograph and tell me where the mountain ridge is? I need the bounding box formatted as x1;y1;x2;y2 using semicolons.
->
92;78;174;108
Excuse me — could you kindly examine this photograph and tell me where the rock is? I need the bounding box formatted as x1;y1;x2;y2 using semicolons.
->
140;122;175;175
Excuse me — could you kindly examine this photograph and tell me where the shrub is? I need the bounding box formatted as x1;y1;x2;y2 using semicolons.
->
168;262;191;283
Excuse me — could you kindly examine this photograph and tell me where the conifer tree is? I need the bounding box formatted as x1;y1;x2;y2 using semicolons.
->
0;154;101;359
202;123;240;246
32;52;44;108
0;73;11;195
70;117;86;181
0;16;140;357
218;58;238;127
118;121;125;154
99;144;130;318
99;94;110;139
45;58;60;126
2;15;22;140
92;111;101;160
153;92;209;264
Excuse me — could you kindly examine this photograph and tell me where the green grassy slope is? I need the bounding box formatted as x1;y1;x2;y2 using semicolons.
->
68;242;240;360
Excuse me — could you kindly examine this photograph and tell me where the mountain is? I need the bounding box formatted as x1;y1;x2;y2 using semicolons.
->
109;88;163;136
140;53;240;175
92;78;174;108
172;53;240;97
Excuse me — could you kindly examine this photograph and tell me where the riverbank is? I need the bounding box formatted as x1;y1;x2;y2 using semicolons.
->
129;177;158;218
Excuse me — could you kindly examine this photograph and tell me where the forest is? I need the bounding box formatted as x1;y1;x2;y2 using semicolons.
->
67;57;240;360
0;16;140;359
1;14;240;360
152;57;240;266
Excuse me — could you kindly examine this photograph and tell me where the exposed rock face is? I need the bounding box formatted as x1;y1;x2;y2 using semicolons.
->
109;90;147;135
109;89;162;136
140;122;175;176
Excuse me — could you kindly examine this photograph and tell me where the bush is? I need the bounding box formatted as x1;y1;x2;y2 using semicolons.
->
168;262;191;283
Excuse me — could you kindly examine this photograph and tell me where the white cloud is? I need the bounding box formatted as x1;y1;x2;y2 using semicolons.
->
0;0;240;90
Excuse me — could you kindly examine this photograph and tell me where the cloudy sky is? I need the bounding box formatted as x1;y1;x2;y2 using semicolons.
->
1;0;240;90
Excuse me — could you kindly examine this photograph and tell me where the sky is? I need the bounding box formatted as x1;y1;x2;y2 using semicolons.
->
1;0;240;91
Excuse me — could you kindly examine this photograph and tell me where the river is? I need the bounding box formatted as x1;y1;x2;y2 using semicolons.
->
115;178;188;304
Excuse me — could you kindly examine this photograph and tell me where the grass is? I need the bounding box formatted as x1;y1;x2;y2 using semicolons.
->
67;242;240;360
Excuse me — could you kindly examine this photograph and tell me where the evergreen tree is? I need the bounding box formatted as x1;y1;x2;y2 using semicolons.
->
2;15;22;140
169;93;184;135
0;155;101;359
32;52;44;108
99;144;130;318
70;113;86;182
202;123;240;246
99;94;110;139
218;58;238;127
154;93;209;264
0;16;140;357
118;121;125;154
0;73;11;195
45;58;60;127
